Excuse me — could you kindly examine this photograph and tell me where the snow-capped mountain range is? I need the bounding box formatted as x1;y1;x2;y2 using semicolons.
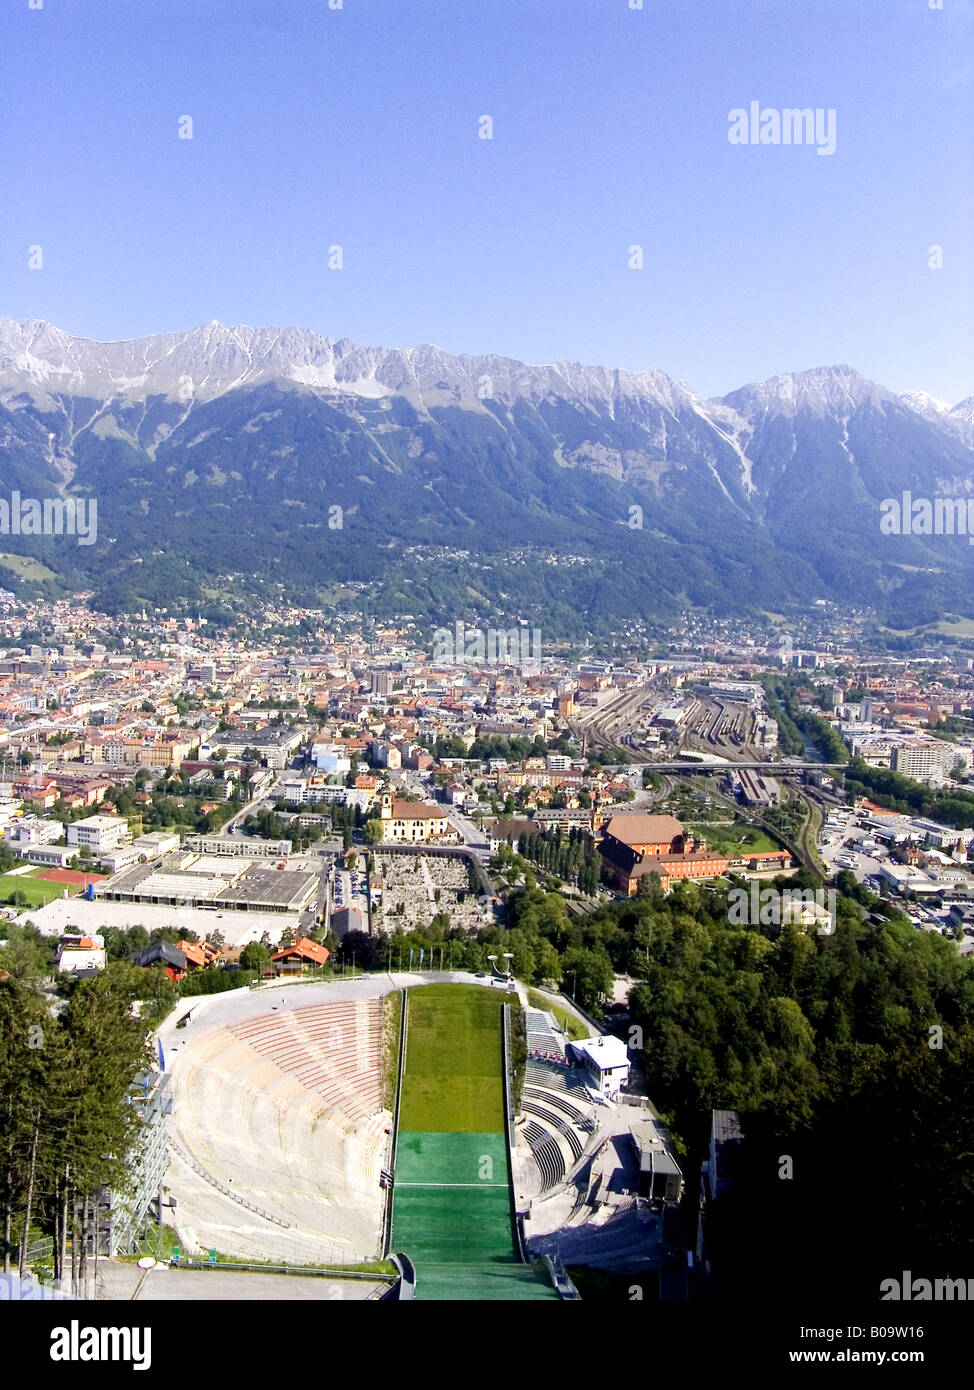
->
0;316;969;444
0;316;972;628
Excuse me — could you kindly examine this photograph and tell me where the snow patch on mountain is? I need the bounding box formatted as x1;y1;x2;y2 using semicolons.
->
898;389;952;420
0;317;724;419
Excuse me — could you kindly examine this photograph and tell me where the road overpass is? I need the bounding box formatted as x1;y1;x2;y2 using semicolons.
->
600;761;846;774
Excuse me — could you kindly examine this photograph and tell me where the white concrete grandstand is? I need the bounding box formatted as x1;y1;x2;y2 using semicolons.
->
161;987;392;1264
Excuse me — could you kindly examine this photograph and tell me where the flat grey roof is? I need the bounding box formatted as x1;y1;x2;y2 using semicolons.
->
713;1109;745;1146
215;866;317;909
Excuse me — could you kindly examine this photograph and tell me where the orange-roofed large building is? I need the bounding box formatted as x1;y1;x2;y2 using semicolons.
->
271;937;330;972
602;814;687;857
600;813;730;895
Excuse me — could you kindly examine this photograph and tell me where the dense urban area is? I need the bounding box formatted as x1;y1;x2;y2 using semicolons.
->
2;590;974;1306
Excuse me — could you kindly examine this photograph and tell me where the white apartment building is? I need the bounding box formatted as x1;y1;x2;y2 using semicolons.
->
6;815;63;847
848;732;893;765
66;814;129;853
892;740;963;781
371;741;402;769
281;778;368;809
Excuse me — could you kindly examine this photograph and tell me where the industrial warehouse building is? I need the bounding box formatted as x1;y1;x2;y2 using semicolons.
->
99;850;317;913
731;769;781;808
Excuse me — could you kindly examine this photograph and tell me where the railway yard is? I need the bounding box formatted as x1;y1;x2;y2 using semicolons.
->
678;697;771;758
570;682;777;762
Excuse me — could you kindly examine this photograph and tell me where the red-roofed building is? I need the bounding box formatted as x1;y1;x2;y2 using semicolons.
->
271;937;330;972
599;813;732;894
14;776;58;809
178;939;209;969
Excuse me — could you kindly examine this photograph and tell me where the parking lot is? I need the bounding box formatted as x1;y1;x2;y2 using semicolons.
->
818;809;968;946
819;809;882;877
332;863;369;917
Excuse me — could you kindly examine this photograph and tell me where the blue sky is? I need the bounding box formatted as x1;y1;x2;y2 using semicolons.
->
2;0;971;402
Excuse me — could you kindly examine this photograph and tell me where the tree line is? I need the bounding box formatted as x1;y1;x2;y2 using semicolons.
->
613;874;974;1303
0;930;154;1292
502;826;601;896
845;756;974;830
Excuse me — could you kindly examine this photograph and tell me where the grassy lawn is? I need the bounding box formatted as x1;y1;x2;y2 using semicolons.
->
159;1250;397;1276
0;552;57;582
796;794;825;875
686;822;782;857
123;1229;396;1275
0;869;71;907
399;983;505;1132
934;616;974;638
525;987;590;1040
382;989;403;1111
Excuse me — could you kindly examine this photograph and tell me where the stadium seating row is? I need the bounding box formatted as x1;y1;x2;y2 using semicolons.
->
525;1058;590;1097
227;1000;383;1121
522;1120;566;1191
166;997;391;1264
523;1084;589;1127
521;1099;585;1162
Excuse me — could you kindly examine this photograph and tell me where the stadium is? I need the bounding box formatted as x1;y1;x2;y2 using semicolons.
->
160;981;392;1269
158;972;678;1299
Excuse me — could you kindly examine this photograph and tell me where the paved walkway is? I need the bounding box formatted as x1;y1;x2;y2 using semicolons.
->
93;1259;382;1302
420;857;435;903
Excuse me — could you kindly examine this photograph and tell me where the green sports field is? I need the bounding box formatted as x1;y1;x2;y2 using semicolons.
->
398;984;506;1132
0;868;69;907
392;984;557;1301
